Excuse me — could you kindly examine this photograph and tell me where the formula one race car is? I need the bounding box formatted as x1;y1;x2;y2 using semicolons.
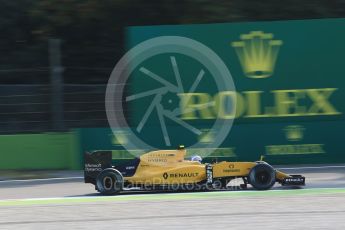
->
84;146;305;195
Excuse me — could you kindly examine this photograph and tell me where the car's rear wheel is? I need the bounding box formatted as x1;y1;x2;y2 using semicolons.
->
248;163;276;190
96;169;123;195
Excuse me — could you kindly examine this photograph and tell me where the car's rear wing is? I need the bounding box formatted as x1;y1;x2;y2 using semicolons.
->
84;151;112;185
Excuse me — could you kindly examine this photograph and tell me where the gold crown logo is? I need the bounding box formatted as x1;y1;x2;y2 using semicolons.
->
284;125;305;142
232;31;283;79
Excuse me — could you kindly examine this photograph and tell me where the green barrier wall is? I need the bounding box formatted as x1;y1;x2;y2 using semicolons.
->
126;18;345;164
0;132;81;170
78;127;237;160
79;18;345;165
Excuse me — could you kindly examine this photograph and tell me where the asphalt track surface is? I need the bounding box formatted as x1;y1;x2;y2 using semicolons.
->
1;165;345;229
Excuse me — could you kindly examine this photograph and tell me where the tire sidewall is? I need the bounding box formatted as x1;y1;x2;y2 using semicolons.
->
248;163;276;190
96;168;124;195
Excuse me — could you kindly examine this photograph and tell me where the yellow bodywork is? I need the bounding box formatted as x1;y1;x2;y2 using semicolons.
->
124;149;205;184
123;148;291;185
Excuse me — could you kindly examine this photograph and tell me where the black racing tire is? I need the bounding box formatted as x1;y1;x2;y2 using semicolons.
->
96;168;124;195
248;163;276;190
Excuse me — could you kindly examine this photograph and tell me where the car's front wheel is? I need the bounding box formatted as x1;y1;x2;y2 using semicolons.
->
248;163;276;190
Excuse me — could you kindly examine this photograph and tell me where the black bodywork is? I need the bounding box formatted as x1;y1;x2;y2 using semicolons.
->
84;151;140;186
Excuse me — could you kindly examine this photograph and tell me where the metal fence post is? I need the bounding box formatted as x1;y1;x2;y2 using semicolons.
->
49;39;64;131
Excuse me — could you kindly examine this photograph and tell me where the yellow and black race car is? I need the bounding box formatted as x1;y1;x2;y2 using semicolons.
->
84;146;305;195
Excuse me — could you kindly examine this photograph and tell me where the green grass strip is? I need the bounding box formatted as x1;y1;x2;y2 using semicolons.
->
1;188;345;206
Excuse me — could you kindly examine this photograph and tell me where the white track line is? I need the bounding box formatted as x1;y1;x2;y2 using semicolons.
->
278;165;345;170
1;187;345;203
0;177;83;183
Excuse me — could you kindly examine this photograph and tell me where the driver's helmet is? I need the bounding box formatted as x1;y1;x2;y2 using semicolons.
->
191;155;202;163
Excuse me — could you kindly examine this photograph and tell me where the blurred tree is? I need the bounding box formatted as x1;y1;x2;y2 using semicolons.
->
0;0;345;84
0;0;48;83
